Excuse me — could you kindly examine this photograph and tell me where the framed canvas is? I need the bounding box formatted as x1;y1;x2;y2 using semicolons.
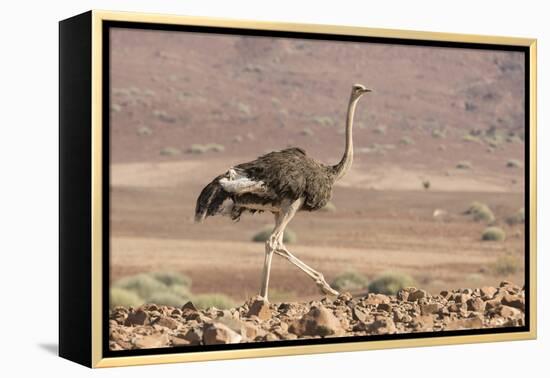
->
59;10;537;368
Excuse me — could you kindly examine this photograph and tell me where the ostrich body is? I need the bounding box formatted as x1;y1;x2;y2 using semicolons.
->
195;84;371;301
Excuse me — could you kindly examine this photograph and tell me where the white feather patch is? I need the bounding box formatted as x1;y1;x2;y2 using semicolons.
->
219;170;265;194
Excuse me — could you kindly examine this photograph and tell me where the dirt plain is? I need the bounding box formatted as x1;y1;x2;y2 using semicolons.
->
109;28;526;303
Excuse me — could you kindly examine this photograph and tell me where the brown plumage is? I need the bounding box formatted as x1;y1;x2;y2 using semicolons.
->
194;84;371;301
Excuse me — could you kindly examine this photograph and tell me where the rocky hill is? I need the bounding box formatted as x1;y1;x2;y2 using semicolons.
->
109;281;525;350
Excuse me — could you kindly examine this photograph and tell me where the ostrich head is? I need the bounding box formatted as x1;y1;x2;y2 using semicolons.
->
351;84;372;100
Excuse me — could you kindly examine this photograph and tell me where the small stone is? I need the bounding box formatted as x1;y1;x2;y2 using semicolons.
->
124;309;149;326
408;289;427;302
182;301;198;312
499;305;522;318
363;293;390;305
134;333;169;349
485;299;501;311
247;298;272;321
502;294;525;311
183;327;203;345
377;303;392;312
448;302;467;313
289;305;344;337
467;297;486;312
439;290;452;300
480;286;497;299
420;303;441;315
156;316;179;330
353;306;369;322
368;318;396;334
170;336;190;347
203;322;242;344
453;293;471;303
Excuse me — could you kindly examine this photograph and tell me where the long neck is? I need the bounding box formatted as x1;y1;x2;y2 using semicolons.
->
333;94;359;180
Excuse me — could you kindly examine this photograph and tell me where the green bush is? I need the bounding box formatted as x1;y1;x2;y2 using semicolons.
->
368;272;415;295
506;159;522;168
482;226;506;241
493;254;522;275
113;274;168;299
110;287;143;308
331;271;369;292
462;134;481;143
147;291;189;307
149;271;192;288
399;136;414;145
456;161;472;169
160;147;180;156
192;293;236;309
252;227;297;244
431;129;446;139
320;201;336;212
465;202;495;223
506;208;525;225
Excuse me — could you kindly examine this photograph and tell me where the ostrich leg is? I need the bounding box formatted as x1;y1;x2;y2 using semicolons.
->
272;200;340;296
259;212;284;301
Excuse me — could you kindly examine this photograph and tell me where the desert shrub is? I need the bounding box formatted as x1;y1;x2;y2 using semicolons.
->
204;143;225;152
312;116;335;127
373;125;386;135
160;147;180;156
113;274;168;299
147;291;189;307
456;161;472;169
465;202;495;223
237;102;251;116
368;272;415;295
482;226;506;241
399;136;414;145
110;287;143;308
111;103;122;113
137;126;152;136
300;128;314;136
320;201;336;212
465;273;485;284
252;227;297;244
431;129;446;139
149;271;192;288
506;159;522;168
438;144;446;151
187;144;207;154
422;180;431;190
462;134;481;143
492;255;522;275
153;109;176;123
331;271;369;292
192;293;236;309
506;208;525;225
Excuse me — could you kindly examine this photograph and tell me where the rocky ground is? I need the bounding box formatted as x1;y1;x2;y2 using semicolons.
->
109;281;525;350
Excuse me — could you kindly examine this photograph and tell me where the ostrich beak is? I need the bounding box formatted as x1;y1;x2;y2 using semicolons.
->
362;88;372;93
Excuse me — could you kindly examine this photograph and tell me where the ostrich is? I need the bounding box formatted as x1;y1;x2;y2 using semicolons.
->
195;84;371;301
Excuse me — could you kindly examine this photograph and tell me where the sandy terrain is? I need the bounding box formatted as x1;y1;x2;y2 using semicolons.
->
108;28;526;304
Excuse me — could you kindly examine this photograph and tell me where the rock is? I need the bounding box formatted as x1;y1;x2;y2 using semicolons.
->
467;297;486;312
170;336;190;346
420;303;441;315
182;301;198;312
289;306;344;337
448;302;467;313
156;316;179;330
352;306;369;322
446;316;483;330
502;294;525;311
408;289;427;302
246;298;271;320
363;293;390;305
499;305;522;318
439;290;452;300
124;309;149;326
411;315;434;331
183;327;203;345
203;322;242;344
368;318;397;334
134;333;169;349
453;293;471;303
377;303;392;312
485;299;501;311
480;286;498;299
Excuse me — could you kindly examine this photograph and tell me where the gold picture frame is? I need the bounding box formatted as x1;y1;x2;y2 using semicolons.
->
59;10;537;368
